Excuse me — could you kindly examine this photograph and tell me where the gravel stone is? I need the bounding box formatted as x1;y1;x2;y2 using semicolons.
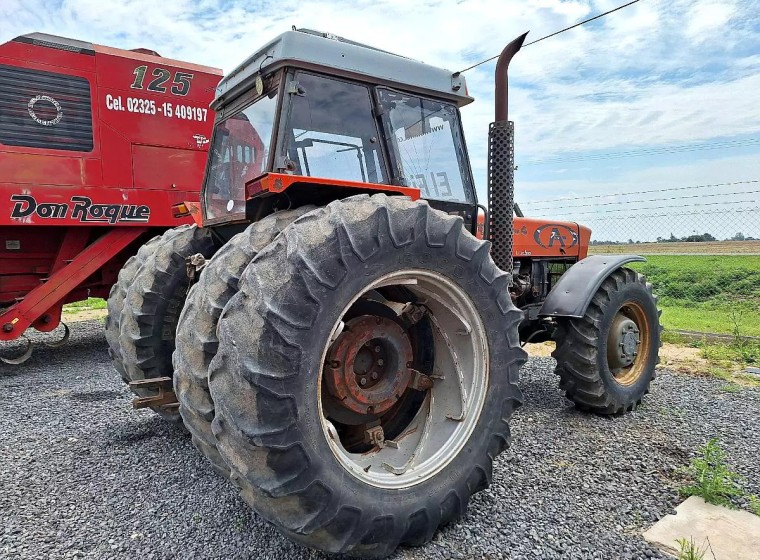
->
1;320;758;559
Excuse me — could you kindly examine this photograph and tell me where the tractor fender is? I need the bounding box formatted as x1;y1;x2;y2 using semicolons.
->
538;254;646;319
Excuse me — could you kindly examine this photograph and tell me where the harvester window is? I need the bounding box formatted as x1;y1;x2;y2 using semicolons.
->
377;89;473;204
204;90;277;220
284;72;388;184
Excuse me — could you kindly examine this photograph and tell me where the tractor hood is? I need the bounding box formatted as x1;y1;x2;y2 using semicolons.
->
512;217;591;259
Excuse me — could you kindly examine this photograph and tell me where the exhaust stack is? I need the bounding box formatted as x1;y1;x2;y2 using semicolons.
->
488;32;528;274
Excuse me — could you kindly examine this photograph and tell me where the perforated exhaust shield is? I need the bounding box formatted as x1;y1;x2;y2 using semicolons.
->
487;120;514;274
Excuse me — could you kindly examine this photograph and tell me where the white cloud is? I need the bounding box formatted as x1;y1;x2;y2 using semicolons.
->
1;0;758;212
685;1;738;39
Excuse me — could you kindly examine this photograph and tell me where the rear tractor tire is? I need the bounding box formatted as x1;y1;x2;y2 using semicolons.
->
173;206;315;477
118;224;217;422
552;267;662;414
105;235;161;383
208;194;527;558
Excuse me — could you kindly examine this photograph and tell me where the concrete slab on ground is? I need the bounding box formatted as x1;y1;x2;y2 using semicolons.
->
643;496;760;560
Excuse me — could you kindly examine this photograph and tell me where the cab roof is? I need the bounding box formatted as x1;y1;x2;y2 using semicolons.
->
213;29;473;111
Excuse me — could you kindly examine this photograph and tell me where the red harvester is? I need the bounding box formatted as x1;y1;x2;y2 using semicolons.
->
0;32;221;361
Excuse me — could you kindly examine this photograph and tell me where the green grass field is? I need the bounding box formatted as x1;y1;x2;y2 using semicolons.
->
628;255;760;337
63;297;107;311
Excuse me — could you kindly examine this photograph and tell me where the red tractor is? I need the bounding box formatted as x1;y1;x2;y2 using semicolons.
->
0;32;221;363
107;29;661;557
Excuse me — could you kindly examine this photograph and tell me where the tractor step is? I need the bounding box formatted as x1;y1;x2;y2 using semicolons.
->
128;376;178;410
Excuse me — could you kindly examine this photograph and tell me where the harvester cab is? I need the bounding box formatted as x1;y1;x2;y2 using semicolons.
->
110;28;661;558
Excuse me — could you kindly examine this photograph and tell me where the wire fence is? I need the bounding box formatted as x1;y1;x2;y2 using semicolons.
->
520;181;760;339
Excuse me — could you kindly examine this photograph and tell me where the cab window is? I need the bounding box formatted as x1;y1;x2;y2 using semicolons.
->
377;88;474;204
204;90;277;220
283;72;388;184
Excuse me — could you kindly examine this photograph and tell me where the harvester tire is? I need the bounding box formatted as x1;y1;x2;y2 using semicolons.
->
173;207;315;477
552;267;662;415
209;194;526;558
105;235;161;383
119;224;217;422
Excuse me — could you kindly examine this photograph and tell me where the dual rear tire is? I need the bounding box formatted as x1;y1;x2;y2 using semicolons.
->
207;195;526;556
173;194;525;557
172;207;314;477
106;224;217;421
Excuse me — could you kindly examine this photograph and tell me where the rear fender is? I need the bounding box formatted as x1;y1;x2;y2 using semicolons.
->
538;254;646;319
202;172;421;227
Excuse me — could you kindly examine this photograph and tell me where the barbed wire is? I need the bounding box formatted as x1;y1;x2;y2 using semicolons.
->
521;138;760;165
520;179;759;206
536;198;757;217
524;189;760;211
584;206;760;221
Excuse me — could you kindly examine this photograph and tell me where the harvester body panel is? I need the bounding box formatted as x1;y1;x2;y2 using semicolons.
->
0;33;221;342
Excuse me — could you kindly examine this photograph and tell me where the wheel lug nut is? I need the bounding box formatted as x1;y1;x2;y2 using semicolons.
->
360;377;367;386
374;346;381;353
371;372;378;380
377;359;384;366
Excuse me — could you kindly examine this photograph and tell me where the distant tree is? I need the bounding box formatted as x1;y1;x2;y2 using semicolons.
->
656;236;663;243
682;233;716;242
668;233;678;242
628;239;634;244
731;232;745;241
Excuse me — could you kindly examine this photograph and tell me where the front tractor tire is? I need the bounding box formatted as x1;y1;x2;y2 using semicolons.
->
552;267;661;415
173;207;314;477
118;224;217;421
209;194;527;558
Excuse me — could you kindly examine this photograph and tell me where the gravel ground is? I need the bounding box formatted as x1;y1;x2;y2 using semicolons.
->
1;320;758;560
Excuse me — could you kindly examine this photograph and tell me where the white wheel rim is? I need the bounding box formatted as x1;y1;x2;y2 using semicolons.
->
318;269;489;489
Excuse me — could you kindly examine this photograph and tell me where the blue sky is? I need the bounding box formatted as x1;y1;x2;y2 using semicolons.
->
1;0;758;240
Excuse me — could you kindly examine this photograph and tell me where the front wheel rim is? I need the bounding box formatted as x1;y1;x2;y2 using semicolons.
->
318;269;489;489
606;300;652;386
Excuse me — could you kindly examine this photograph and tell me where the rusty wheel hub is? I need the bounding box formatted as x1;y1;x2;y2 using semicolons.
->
608;314;640;369
325;315;414;416
606;302;651;386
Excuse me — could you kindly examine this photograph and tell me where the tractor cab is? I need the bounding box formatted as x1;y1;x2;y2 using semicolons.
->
201;28;479;230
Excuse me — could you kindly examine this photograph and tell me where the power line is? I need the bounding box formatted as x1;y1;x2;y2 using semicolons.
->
520;180;759;205
522;138;760;166
458;0;641;73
